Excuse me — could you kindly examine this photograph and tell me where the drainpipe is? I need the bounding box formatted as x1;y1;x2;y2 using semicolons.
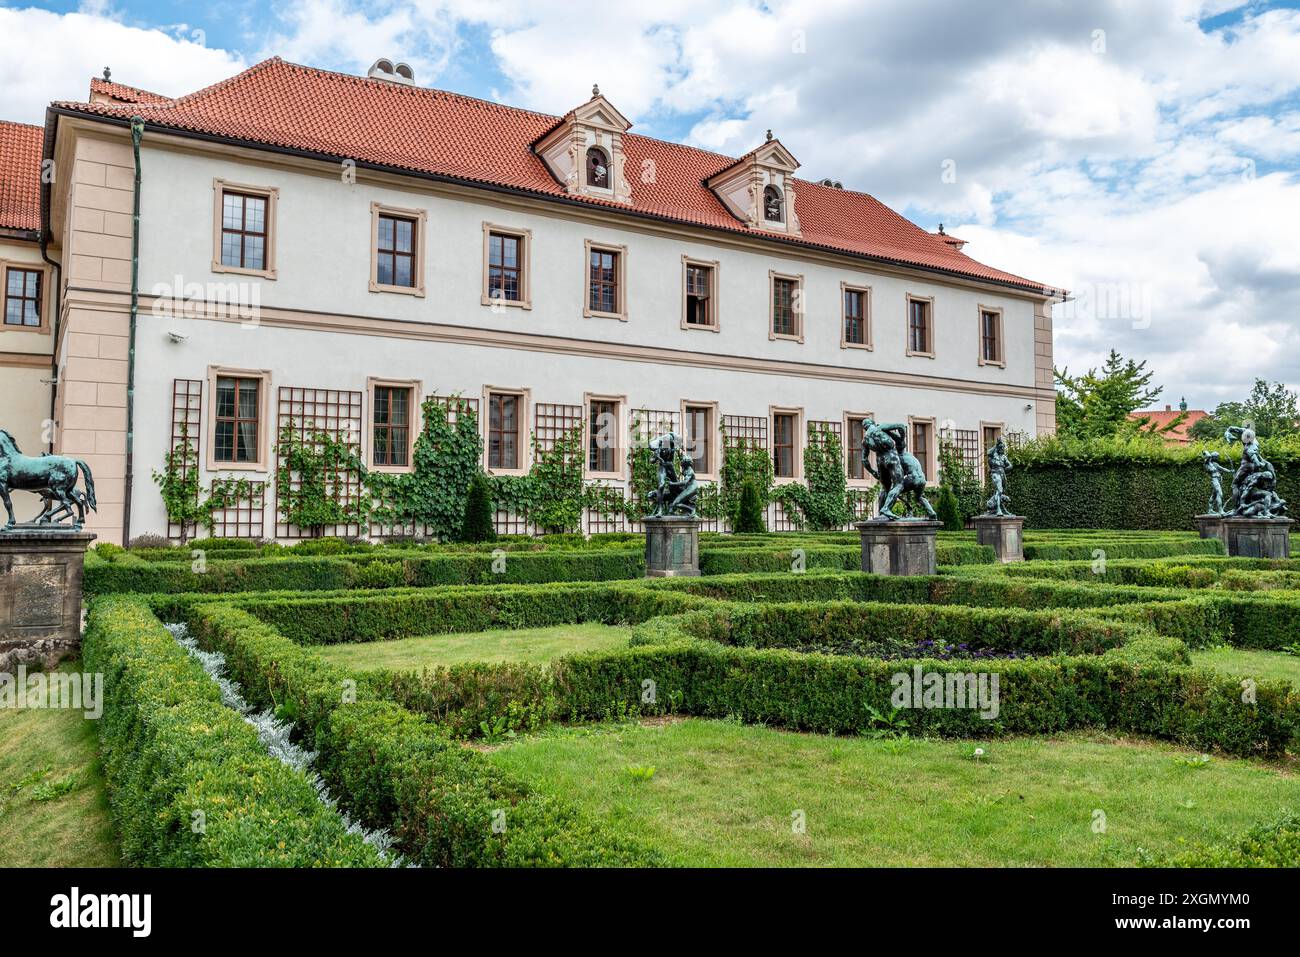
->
122;116;144;545
39;235;60;455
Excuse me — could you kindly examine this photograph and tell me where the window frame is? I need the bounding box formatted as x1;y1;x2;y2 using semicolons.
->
680;399;721;480
907;415;938;485
0;262;51;333
369;203;427;297
583;392;626;480
840;281;873;351
843;410;875;487
681;255;720;332
482;385;531;476
977;303;1005;367
585;146;612;191
205;366;271;472
211;179;278;279
366;377;421;474
481;223;533;310
769;405;804;481
763;183;785;224
905;293;935;358
768;270;805;343
583;239;628;320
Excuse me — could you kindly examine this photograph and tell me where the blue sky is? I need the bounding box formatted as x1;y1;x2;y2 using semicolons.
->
1;0;1298;405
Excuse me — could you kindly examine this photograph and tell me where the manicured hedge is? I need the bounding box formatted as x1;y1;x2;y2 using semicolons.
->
1158;813;1300;867
186;603;662;866
81;597;385;867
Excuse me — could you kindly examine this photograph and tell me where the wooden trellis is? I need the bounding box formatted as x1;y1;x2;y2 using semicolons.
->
167;378;203;541
274;386;364;539
209;480;266;539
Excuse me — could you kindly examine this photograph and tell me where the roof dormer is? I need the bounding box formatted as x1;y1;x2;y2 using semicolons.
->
534;85;634;204
706;132;802;236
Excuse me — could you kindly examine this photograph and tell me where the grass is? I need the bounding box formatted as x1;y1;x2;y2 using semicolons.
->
311;622;634;670
487;718;1299;867
0;661;118;867
1192;646;1300;687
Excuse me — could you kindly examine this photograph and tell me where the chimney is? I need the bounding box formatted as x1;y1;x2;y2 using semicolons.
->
1165;405;1171;412
367;58;415;86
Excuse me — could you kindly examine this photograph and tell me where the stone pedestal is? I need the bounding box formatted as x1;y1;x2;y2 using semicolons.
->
854;519;941;576
972;514;1025;563
1221;516;1292;558
1194;514;1225;543
643;516;701;577
0;527;96;671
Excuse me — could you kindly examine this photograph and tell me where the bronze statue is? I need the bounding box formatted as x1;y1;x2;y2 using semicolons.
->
646;431;699;518
1201;449;1233;515
861;420;936;520
1225;427;1287;518
984;437;1014;516
0;429;98;530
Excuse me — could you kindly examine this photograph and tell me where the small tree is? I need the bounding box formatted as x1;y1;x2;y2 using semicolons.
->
937;437;982;527
735;478;767;532
458;471;496;542
936;485;963;531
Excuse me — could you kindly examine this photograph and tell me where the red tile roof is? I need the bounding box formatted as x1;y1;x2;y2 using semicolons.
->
1130;407;1208;444
89;77;172;106
0;120;43;233
54;58;1055;293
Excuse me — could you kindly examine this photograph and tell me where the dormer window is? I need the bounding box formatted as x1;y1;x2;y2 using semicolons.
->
586;147;610;188
763;185;784;223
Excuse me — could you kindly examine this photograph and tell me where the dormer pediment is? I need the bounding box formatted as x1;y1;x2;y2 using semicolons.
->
535;89;634;204
706;135;802;235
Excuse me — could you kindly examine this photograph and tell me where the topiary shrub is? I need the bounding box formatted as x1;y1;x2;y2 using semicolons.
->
936;486;963;531
735;478;766;533
459;472;497;543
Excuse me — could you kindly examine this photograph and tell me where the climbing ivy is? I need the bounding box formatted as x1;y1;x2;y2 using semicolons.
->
938;436;982;527
367;397;483;540
718;429;773;528
151;422;252;543
773;426;850;530
492;425;588;533
275;421;368;536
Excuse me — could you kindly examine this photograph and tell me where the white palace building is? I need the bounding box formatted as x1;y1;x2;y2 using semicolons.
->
0;58;1062;543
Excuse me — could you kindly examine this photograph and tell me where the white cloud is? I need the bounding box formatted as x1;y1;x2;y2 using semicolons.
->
0;7;245;123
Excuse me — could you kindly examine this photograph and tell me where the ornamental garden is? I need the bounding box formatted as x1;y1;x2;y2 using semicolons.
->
2;397;1299;868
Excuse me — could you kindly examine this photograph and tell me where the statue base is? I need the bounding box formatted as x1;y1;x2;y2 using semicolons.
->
972;514;1025;563
1221;516;1292;559
0;526;97;671
643;516;701;577
1194;514;1226;543
854;519;941;575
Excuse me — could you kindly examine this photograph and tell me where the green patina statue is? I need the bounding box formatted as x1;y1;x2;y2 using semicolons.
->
1224;427;1287;518
646;431;699;518
0;429;98;531
1201;449;1233;515
861;419;936;521
983;436;1015;516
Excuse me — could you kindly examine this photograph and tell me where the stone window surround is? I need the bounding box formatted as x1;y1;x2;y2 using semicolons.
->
582;238;628;321
582;391;627;480
769;404;805;482
977;303;1006;367
482;384;532;475
369;202;427;297
481;223;533;310
907;414;938;486
680;398;722;480
840;280;873;351
0;260;53;333
211;179;279;280
205;365;273;472
905;292;936;359
366;376;422;474
768;269;805;343
842;409;875;488
680;255;720;332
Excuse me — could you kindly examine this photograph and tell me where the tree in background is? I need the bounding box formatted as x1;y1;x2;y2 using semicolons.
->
1055;350;1181;440
937;436;982;526
458;471;496;542
1188;379;1300;442
735;478;767;532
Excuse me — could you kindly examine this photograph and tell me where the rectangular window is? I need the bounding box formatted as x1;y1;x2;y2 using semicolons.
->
587;398;618;474
982;425;1003;457
684;262;715;327
846;416;868;480
3;268;41;327
772;276;800;338
684;404;713;474
487;232;523;303
377;215;417;289
372;385;412;467
773;412;796;478
588;247;619;315
980;308;1003;364
911;420;932;481
214;376;260;463
220;191;267;271
488;392;521;470
843;287;867;346
908;297;932;355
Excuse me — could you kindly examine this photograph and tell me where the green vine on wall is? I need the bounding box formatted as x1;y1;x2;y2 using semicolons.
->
773;426;850;530
275;421;368;536
152;421;254;543
367;397;482;540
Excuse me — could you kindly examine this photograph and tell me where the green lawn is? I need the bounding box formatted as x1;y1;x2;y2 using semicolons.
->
1192;646;1300;687
311;622;633;670
0;662;119;867
488;718;1299;867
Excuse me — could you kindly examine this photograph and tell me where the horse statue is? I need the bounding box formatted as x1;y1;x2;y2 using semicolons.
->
861;420;936;520
0;429;97;530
